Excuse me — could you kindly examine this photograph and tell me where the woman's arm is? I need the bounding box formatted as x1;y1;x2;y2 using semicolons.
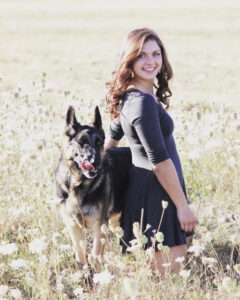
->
124;94;196;232
153;159;196;232
104;138;119;150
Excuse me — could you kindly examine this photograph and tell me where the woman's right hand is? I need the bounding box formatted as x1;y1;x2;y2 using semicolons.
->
176;204;196;232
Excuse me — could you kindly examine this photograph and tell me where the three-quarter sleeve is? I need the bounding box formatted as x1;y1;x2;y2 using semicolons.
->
127;95;170;165
109;117;124;141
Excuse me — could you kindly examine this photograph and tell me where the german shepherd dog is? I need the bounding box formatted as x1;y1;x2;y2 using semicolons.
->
54;106;131;274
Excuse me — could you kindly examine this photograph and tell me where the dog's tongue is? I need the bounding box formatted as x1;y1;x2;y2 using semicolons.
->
81;161;95;172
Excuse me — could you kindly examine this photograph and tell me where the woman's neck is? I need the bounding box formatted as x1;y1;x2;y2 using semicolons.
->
128;79;154;95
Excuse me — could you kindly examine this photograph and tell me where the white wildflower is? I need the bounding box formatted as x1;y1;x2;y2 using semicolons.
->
175;256;185;263
133;226;142;239
162;200;168;209
114;226;124;239
9;288;22;299
162;263;171;268
69;271;82;283
10;259;27;269
29;237;46;254
56;282;64;291
0;243;18;255
73;287;84;296
144;224;151;232
123;278;138;297
179;269;190;279
93;270;114;285
146;247;154;259
156;232;164;243
201;256;217;265
0;285;9;296
222;277;236;292
188;244;204;256
101;224;109;235
59;244;71;251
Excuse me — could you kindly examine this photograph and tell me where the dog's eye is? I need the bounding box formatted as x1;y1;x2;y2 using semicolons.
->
75;153;79;157
79;137;88;146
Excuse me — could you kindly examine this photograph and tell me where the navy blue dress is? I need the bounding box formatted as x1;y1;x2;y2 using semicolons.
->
109;89;190;252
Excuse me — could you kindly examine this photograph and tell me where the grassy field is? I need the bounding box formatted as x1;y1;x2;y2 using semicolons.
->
0;0;240;299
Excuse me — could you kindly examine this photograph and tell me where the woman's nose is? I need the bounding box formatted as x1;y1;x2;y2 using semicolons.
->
144;55;154;64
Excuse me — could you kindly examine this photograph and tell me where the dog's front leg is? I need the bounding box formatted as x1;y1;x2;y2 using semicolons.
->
68;224;88;266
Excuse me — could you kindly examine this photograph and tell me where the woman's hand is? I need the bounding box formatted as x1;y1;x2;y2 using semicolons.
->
176;204;196;232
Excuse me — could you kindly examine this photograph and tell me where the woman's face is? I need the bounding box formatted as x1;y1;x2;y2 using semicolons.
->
132;39;162;83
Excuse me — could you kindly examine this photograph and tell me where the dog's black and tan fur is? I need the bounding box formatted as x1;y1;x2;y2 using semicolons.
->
54;106;131;269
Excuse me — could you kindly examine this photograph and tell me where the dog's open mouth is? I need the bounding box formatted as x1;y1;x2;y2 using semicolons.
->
81;160;97;178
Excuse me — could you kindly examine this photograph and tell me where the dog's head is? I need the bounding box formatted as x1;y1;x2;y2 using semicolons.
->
64;105;105;179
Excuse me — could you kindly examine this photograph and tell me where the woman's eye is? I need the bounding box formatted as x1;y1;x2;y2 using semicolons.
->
138;53;145;58
153;52;161;57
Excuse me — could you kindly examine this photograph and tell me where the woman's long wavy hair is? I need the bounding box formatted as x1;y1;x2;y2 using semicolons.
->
105;28;173;119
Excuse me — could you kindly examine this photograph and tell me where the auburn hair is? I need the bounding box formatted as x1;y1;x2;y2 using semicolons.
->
105;28;173;119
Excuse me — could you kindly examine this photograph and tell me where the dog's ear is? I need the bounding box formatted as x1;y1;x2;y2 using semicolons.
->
65;106;80;137
92;106;102;129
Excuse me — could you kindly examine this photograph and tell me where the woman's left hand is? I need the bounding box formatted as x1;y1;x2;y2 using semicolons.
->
176;204;196;232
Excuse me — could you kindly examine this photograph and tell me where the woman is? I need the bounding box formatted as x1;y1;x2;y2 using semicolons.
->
105;28;196;275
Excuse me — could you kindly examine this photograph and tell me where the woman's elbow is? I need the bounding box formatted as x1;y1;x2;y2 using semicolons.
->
104;138;119;150
152;158;172;173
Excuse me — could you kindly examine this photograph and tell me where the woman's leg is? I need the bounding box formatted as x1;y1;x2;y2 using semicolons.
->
155;244;186;276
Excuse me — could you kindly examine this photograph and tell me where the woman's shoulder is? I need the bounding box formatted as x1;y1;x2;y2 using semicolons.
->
121;89;163;123
122;89;158;108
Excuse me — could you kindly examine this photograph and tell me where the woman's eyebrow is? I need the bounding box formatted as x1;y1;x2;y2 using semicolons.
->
140;49;161;54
